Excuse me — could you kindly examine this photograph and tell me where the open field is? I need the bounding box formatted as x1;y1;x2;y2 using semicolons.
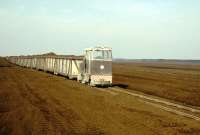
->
113;61;200;106
0;58;200;135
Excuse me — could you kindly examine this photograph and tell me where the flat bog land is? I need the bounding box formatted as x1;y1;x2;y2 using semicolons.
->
0;58;200;135
113;61;200;106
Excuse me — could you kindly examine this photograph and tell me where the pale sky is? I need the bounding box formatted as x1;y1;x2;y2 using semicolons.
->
0;0;200;59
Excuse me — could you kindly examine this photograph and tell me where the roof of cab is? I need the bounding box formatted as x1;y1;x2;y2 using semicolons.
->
85;47;112;51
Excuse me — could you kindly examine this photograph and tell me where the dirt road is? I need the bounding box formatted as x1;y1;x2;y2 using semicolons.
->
0;58;200;135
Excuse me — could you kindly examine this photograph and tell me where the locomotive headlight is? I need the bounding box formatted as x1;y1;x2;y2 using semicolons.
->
100;65;105;70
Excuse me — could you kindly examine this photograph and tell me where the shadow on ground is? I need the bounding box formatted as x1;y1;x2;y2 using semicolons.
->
112;83;128;89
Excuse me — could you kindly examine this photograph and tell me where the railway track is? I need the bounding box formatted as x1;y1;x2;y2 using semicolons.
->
98;87;200;121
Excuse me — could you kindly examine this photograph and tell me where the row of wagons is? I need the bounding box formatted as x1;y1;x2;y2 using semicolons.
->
8;55;84;79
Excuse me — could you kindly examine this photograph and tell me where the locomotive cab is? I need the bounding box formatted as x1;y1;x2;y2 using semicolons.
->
79;47;112;86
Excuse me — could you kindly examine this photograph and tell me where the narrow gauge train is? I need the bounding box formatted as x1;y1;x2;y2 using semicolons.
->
8;47;112;86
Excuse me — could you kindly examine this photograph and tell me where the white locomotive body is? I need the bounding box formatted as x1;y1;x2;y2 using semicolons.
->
79;47;112;86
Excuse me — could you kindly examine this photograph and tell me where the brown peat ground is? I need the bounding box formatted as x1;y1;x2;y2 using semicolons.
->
113;61;200;106
0;58;200;135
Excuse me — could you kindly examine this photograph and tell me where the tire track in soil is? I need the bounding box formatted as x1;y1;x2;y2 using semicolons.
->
0;92;12;135
10;71;47;134
12;69;106;135
0;67;23;135
110;87;200;121
49;96;106;135
11;70;68;135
